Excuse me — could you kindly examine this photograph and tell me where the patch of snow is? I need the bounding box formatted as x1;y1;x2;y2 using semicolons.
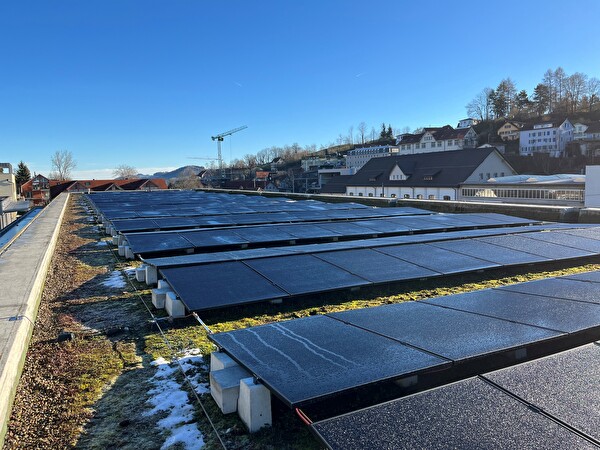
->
123;266;137;278
102;270;126;289
95;240;108;247
145;350;208;449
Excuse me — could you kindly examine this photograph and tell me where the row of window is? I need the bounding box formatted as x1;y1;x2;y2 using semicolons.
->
529;130;557;137
527;138;557;144
478;172;505;180
461;188;584;202
348;192;451;200
521;145;558;151
400;140;462;150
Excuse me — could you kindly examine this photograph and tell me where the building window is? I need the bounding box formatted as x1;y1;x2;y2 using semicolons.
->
428;195;435;200
416;194;423;199
391;194;396;198
443;195;451;200
437;142;442;147
403;194;410;199
368;193;373;197
358;193;363;196
348;192;354;196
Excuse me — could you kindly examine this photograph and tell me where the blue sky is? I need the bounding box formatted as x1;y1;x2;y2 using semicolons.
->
1;0;600;178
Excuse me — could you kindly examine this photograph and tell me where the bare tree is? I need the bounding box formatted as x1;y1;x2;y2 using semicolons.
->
50;150;76;181
565;72;588;113
113;164;137;179
587;77;600;112
357;122;367;144
466;87;493;120
347;125;354;144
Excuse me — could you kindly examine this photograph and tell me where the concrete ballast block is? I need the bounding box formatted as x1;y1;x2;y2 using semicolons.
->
125;246;134;260
135;267;146;282
145;265;158;285
211;352;238;372
237;377;272;432
157;279;170;289
112;236;119;246
210;366;251;414
151;287;169;309
118;245;125;256
165;291;185;318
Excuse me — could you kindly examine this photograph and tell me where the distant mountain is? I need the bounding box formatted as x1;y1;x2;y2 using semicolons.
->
136;165;204;181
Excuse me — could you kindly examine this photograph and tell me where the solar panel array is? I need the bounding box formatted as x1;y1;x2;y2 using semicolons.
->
312;342;600;449
161;226;600;312
123;213;537;257
210;271;600;408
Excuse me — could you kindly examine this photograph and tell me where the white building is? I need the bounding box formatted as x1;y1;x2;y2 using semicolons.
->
397;126;478;155
345;145;399;170
519;119;574;157
342;147;515;201
573;122;589;140
585;165;600;207
457;118;479;129
461;174;585;206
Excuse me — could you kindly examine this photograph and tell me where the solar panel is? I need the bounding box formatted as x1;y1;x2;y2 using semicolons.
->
161;262;288;310
180;229;248;247
478;234;594;259
429;239;550;265
328;302;562;361
210;315;447;407
565;270;600;283
229;226;297;243
376;243;498;274
311;377;595;450
244;255;371;295
523;231;600;252
425;289;600;333
126;233;194;254
497;278;600;305
485;343;600;441
313;222;380;236
314;248;438;283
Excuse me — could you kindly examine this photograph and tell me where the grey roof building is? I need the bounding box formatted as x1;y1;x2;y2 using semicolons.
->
322;148;516;201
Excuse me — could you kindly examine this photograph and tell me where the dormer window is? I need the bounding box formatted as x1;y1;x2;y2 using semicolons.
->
423;176;433;181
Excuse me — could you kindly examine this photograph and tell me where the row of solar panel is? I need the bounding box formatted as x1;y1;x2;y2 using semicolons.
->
109;206;430;232
312;341;600;449
87;191;373;220
210;270;600;409
143;223;584;269
124;213;536;256
159;227;600;311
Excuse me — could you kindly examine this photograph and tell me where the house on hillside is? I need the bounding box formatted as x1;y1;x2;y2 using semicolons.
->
326;147;515;201
497;120;524;141
396;126;478;155
573;122;589;140
345;145;399;170
519;119;574;157
457;118;479;129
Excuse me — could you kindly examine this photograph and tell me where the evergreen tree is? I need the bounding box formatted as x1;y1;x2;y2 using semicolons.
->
532;84;551;116
379;122;387;140
15;161;31;191
386;125;393;139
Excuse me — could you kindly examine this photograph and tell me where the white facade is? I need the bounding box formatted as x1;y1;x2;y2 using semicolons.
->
347;185;457;201
573;122;588;140
519;119;574;157
457;118;478;129
585;165;600;207
398;128;477;155
346;146;399;170
463;151;515;183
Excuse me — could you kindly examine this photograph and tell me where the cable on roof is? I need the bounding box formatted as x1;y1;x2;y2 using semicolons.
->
98;206;228;449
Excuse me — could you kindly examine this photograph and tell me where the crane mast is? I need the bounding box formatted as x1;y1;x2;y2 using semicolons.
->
211;125;248;180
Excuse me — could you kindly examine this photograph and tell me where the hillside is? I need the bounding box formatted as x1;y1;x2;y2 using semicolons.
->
136;165;204;181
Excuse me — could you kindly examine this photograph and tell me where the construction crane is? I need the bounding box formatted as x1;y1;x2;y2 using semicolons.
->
211;125;248;180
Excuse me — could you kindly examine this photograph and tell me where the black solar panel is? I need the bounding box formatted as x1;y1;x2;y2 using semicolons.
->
429;239;550;265
311;377;596;450
161;262;288;310
426;289;600;333
314;248;438;283
376;243;497;274
497;278;600;305
478;234;594;259
210;315;447;407
328;302;561;361
244;254;371;295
